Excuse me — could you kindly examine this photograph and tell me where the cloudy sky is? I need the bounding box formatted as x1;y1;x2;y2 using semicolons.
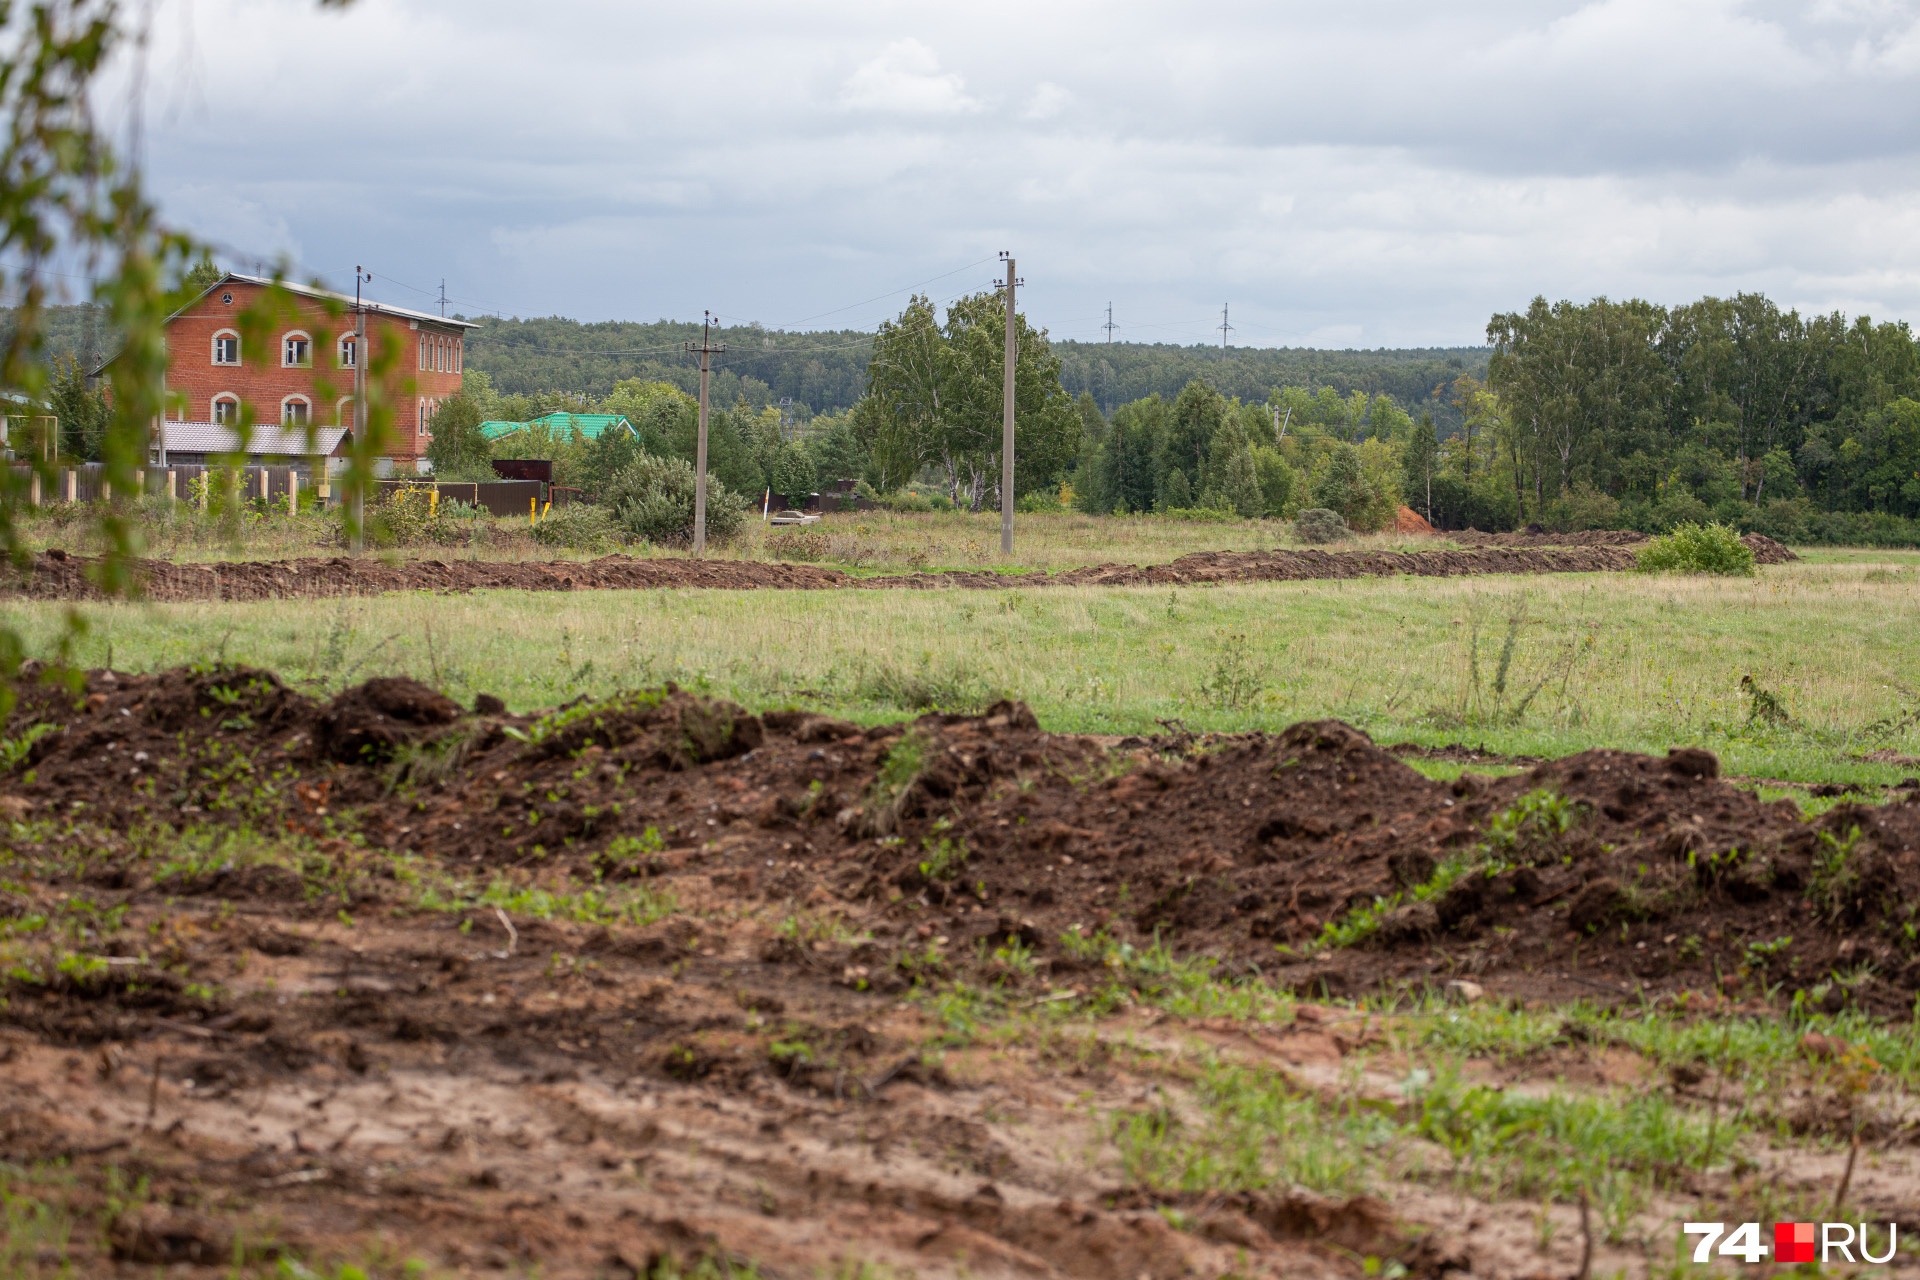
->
122;0;1920;347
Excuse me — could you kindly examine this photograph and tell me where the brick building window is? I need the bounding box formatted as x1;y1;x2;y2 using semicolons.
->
282;396;311;426
454;339;461;372
336;397;354;426
418;336;426;371
338;336;356;368
212;330;239;365
282;333;311;368
213;396;239;425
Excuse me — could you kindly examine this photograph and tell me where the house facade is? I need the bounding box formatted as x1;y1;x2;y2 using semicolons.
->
159;272;480;463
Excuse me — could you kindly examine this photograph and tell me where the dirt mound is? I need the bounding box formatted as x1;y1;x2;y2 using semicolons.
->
1448;529;1797;564
1741;532;1797;564
4;536;1795;603
4;665;1913;1009
314;676;465;763
3;664;1916;1276
1393;505;1436;534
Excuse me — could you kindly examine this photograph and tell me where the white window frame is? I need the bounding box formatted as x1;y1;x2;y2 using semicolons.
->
281;395;313;427
418;336;426;371
455;339;461;373
281;331;312;368
337;335;356;369
419;399;434;435
211;329;240;366
212;395;240;425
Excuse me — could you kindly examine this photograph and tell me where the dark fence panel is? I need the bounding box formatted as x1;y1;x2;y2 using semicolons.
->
491;459;553;483
473;480;544;518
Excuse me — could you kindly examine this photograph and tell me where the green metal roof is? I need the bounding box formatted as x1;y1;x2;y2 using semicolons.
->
478;418;637;449
478;412;635;442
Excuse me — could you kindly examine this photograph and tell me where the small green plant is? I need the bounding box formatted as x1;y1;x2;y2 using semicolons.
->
1738;674;1792;728
1483;788;1585;863
861;729;930;834
597;827;667;874
918;834;969;881
1635;522;1756;576
1197;631;1269;711
0;722;53;772
1808;825;1865;923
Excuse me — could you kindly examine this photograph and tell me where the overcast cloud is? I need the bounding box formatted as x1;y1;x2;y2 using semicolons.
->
125;0;1920;347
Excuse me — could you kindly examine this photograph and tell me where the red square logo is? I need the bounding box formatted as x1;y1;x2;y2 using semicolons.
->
1775;1222;1816;1263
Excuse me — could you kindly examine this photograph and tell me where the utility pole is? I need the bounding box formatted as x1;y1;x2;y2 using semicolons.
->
999;253;1020;557
779;396;794;442
351;266;370;555
686;312;725;556
1218;303;1234;350
1103;302;1116;344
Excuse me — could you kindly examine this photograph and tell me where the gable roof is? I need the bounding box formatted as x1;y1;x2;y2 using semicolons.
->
186;273;483;332
154;421;351;457
480;412;635;442
96;271;483;376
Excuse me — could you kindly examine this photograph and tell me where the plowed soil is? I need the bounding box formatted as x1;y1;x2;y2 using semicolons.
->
1449;530;1799;566
3;666;1909;1277
0;532;1795;602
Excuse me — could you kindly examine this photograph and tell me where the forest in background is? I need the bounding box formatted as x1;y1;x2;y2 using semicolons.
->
20;288;1920;545
1;304;1486;426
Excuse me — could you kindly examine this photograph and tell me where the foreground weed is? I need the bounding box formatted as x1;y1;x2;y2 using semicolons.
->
1108;1057;1390;1196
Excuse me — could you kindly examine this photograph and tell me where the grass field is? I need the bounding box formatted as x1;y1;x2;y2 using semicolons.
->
8;554;1918;787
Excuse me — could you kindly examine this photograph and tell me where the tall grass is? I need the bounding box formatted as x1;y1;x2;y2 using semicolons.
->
8;560;1920;784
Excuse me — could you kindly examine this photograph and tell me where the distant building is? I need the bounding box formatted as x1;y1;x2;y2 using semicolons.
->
120;272;481;465
479;411;635;444
148;421;352;471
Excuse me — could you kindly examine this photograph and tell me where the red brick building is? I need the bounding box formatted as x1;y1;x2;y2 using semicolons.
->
158;272;480;463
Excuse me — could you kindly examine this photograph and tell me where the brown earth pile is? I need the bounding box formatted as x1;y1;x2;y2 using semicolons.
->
1392;505;1437;534
1450;529;1797;565
2;534;1791;603
5;665;1913;1010
3;667;1917;1276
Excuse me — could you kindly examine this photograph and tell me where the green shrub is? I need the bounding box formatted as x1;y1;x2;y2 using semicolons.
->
604;454;747;545
1292;507;1352;544
1634;521;1755;576
531;503;622;551
880;489;936;513
368;484;486;547
1015;489;1063;514
765;530;827;562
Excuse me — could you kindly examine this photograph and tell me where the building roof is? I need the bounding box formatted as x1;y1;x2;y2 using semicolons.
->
480;412;635;442
154;421;350;457
97;271;482;375
190;273;483;332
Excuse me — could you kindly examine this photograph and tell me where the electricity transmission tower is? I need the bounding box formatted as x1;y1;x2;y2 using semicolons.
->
685;312;726;556
1218;303;1234;349
1103;303;1116;344
779;396;794;442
